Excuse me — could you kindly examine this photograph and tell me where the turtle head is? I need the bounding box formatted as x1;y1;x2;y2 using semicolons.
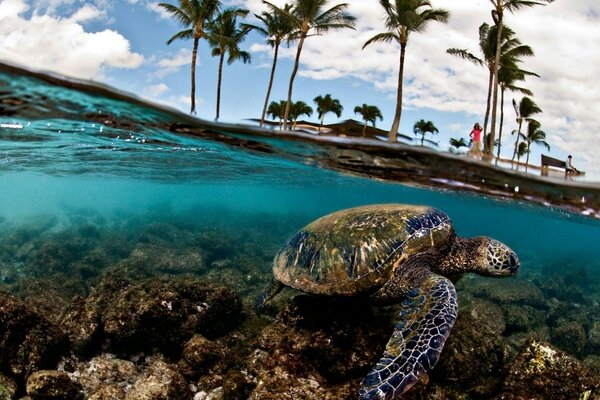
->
441;236;519;277
474;237;520;277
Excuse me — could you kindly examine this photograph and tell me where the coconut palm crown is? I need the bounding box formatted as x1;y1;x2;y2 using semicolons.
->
314;94;343;133
265;0;356;130
159;0;222;114
246;3;295;127
413;119;439;147
487;0;554;160
364;0;449;142
511;96;541;167
354;104;384;137
208;7;251;121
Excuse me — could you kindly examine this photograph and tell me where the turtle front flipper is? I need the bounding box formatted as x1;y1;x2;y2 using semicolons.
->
359;273;458;400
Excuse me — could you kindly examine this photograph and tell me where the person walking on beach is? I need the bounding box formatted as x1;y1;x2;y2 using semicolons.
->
469;123;483;159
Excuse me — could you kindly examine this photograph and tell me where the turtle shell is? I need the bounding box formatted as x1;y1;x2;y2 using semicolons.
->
273;204;453;296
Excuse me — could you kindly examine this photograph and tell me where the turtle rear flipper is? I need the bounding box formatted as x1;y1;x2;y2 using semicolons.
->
359;273;457;399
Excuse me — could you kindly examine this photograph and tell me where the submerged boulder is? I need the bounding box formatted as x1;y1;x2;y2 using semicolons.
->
101;276;242;356
26;370;83;400
496;339;599;400
433;298;508;396
124;358;188;400
0;291;68;381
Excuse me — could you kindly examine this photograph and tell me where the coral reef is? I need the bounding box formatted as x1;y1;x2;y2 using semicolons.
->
0;211;597;399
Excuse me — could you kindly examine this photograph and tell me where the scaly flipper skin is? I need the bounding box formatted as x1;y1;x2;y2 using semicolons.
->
359;273;458;400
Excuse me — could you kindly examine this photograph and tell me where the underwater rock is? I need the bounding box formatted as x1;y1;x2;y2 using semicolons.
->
0;291;68;381
221;370;255;400
433;298;508;395
246;295;390;398
25;370;83;400
586;321;600;355
124;244;206;276
124;358;188;400
0;374;17;400
468;277;546;308
503;304;546;334
75;354;139;398
101;276;242;356
178;335;223;378
584;355;600;376
59;296;101;355
550;318;587;357
496;339;599;400
87;385;127;400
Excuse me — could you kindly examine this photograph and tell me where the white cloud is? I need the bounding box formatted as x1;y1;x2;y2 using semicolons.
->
243;0;600;177
146;82;169;96
146;2;171;20
0;0;144;79
155;48;192;78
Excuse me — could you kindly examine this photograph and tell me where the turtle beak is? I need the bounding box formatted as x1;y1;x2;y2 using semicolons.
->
506;252;520;274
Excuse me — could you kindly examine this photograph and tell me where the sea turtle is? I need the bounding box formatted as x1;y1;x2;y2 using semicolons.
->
257;204;520;400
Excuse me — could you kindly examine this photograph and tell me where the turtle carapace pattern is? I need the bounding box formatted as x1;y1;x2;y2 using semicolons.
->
258;204;520;399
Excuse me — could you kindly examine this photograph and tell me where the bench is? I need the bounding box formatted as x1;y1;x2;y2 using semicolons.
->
541;154;584;176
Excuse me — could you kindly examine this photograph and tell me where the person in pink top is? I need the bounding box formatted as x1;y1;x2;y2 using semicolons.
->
469;122;483;159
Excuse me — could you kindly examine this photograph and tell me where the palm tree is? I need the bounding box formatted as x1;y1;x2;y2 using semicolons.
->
159;0;221;114
449;137;469;154
413;119;439;146
313;94;343;133
522;119;549;172
246;3;295;127
354;104;384;136
365;0;449;142
267;100;287;128
208;7;251;121
265;0;356;130
288;100;313;130
511;96;541;168
447;24;535;147
487;0;554;160
496;63;538;164
516;141;528;165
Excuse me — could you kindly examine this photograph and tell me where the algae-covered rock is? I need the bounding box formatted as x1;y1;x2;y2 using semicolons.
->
433;298;507;395
586;321;600;355
59;296;101;355
222;370;255;400
87;385;126;400
101;276;242;356
26;370;83;400
76;354;139;397
124;358;188;400
0;291;68;380
0;374;17;400
178;335;223;378
496;339;599;400
469;277;545;307
503;304;546;334
551;318;587;357
246;295;390;398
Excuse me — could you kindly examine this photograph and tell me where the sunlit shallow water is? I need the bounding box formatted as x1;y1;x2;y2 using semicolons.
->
0;63;599;398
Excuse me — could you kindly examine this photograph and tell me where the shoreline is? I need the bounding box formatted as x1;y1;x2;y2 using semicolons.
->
1;61;599;220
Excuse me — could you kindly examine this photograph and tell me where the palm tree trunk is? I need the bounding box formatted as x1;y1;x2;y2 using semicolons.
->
215;51;225;121
511;119;522;168
421;135;424;146
486;14;504;160
190;38;199;114
495;87;506;165
319;115;325;134
483;69;493;137
525;142;531;172
260;42;280;127
362;120;367;137
389;43;406;142
283;35;306;131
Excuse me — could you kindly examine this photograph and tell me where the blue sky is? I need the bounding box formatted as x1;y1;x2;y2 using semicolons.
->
1;0;599;179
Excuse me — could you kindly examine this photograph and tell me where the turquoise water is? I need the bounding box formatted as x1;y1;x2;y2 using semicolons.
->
0;65;599;396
